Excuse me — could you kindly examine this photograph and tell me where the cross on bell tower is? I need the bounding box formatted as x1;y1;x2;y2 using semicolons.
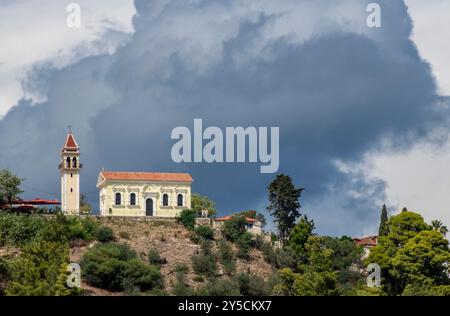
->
59;127;81;214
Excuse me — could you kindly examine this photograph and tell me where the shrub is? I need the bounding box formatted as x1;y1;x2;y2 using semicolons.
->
200;239;213;255
81;243;163;292
172;263;189;274
189;232;201;244
0;213;46;246
147;249;167;266
218;239;235;275
195;225;214;240
235;272;271;296
252;235;265;250
197;279;240;296
38;214;98;243
236;232;252;261
95;226;115;243
221;215;248;242
122;259;164;291
191;254;217;278
178;209;197;230
6;241;78;296
171;266;193;296
172;280;194;296
0;257;11;295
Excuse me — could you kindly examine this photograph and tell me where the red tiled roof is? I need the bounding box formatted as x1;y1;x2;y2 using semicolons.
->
215;215;258;223
100;171;193;182
63;133;78;150
353;235;378;247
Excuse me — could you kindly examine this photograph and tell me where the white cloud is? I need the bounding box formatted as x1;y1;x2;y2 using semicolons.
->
0;0;135;117
339;131;450;232
405;0;450;96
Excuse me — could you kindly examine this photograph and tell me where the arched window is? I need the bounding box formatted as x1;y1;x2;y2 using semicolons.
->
72;157;77;168
177;194;183;207
130;193;136;206
162;193;169;206
66;157;71;168
115;192;122;205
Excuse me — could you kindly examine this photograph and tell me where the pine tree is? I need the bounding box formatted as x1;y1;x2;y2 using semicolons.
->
267;174;303;242
378;204;389;236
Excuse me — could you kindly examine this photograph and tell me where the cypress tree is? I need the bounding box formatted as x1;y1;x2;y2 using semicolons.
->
378;204;389;236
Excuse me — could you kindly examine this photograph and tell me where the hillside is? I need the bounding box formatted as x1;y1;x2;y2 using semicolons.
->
70;218;274;295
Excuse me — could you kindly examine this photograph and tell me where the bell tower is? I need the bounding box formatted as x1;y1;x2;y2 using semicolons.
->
59;127;81;214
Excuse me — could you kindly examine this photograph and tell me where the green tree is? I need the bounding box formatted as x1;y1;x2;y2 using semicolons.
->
367;211;450;295
431;220;448;237
378;204;389;236
221;215;247;242
191;193;216;217
303;236;334;273
273;268;339;296
288;215;315;259
267;174;303;242
6;241;76;296
177;209;197;230
391;230;450;288
387;211;430;247
0;170;24;208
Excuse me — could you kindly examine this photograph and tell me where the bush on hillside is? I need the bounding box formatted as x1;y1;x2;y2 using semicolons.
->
94;226;115;243
196;279;240;296
0;213;46;246
177;209;197;231
218;239;235;275
195;225;214;240
235;272;271;296
5;241;78;296
147;248;167;266
81;243;163;292
221;215;247;242
191;253;217;278
236;232;252;261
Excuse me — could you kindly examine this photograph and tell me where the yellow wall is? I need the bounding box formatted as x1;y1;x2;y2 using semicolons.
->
98;180;191;217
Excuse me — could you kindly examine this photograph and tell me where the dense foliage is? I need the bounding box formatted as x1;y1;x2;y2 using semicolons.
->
191;193;217;217
267;174;303;241
367;211;450;296
81;243;163;293
177;209;197;231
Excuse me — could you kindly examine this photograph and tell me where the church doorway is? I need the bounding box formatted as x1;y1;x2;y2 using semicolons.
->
146;198;154;216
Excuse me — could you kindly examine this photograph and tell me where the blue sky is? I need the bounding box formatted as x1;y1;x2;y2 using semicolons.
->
1;0;450;236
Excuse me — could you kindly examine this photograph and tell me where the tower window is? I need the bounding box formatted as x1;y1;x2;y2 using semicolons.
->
73;157;77;168
70;188;73;193
177;194;183;207
71;173;73;178
130;193;136;206
115;193;122;205
66;157;71;168
162;193;169;206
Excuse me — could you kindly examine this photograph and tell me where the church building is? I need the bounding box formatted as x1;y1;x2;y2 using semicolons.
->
96;171;193;217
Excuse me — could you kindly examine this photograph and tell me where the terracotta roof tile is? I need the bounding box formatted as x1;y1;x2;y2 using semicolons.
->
100;171;193;182
63;133;78;150
215;215;258;223
353;235;378;247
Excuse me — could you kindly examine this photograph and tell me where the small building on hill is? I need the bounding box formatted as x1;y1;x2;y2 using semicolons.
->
213;215;263;235
353;235;378;258
97;171;193;217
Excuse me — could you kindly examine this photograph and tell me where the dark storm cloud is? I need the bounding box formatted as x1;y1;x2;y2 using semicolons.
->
0;0;443;235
